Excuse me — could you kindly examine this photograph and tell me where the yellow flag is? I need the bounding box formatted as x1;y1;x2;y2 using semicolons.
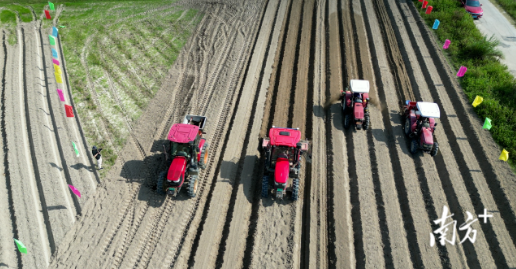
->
499;149;509;162
472;95;483;107
55;73;62;83
54;64;61;74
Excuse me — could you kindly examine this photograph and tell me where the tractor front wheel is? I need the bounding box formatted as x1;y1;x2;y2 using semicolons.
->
157;171;166;195
291;178;299;201
404;117;411;136
410;139;418;154
261;176;269;198
188;175;199;197
344;114;351;129
431;142;439;157
199;142;209;170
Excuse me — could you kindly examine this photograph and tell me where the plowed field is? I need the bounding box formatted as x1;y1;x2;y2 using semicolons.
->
1;0;515;268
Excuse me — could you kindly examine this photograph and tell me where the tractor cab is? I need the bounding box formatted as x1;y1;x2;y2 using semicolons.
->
157;115;209;197
261;127;309;201
341;79;371;130
403;101;440;157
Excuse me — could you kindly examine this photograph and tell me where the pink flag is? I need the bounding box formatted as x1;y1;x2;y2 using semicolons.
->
68;185;81;198
443;39;451;49
457;66;467;77
52;58;60;66
57;89;65;102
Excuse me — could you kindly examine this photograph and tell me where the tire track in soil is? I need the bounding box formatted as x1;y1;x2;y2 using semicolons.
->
0;30;22;269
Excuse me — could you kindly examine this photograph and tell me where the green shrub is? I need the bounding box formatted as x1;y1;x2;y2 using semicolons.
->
413;0;516;168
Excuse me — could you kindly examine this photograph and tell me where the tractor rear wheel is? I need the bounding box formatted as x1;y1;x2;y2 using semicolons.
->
188;175;198;197
261;176;269;198
363;115;370;130
199;142;209;170
410;139;418;154
344;114;351;129
291;178;299;201
157;171;166;195
431;142;439;157
404;117;411;136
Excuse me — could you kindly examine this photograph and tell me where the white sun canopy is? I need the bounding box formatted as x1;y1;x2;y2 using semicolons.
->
417;102;440;118
350;79;370;93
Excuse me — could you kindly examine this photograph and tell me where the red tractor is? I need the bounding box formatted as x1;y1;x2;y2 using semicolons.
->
341;79;371;130
157;115;209;197
403;101;440;156
261;127;309;201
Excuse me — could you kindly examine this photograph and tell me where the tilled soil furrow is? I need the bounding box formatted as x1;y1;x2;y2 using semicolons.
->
361;0;442;267
0;30;21;269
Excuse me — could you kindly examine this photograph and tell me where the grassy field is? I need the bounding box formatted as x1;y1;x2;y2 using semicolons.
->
0;0;202;174
412;0;516;169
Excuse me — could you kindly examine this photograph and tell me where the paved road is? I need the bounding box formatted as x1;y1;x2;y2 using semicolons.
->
475;0;516;75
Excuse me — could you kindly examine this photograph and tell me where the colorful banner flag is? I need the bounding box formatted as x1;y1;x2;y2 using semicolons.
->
52;26;58;37
426;6;433;14
65;104;74;117
49;2;55;11
52;58;60;66
51;48;58;59
14;238;27;254
457;66;467;77
68;185;81;198
57;89;65;102
72;141;80;157
55;72;62;83
499;149;509;162
45;10;51;19
432;19;440;30
54;64;62;74
472;95;483;107
49;35;55;45
482;118;492;130
443;39;451;49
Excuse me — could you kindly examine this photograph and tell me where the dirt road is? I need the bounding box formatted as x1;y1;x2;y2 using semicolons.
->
1;0;515;268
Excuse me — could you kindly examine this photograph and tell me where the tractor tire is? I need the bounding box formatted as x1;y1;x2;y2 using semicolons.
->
410;139;418;154
404;117;411;136
188;175;198;197
344;114;351;129
261;176;269;198
157;171;166;195
199;142;209;170
291;178;300;201
363;116;370;130
431;142;439;157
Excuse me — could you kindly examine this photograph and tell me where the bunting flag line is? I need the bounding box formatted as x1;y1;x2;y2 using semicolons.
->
432;19;440;30
49;35;56;45
72;141;80;157
457;66;468;77
499;149;509;162
482;118;492;130
52;58;60;66
52;26;58;37
68;185;81;198
51;48;58;59
54;64;62;74
65;104;74;117
55;72;63;83
472;95;483;107
45;10;51;19
14;238;27;254
443;39;451;49
49;2;55;11
57;89;65;102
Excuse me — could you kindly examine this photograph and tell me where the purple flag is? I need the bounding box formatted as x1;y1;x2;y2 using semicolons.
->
57;89;65;102
68;185;81;198
457;66;467;77
52;58;60;66
443;39;451;49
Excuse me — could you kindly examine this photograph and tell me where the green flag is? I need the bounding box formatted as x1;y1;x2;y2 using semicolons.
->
49;2;55;10
49;35;55;45
72;141;80;157
483;117;492;130
59;25;65;28
14;238;27;254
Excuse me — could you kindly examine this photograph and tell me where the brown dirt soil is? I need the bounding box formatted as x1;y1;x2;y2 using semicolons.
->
1;0;516;268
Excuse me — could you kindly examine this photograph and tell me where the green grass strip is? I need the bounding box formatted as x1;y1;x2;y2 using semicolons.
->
412;0;516;168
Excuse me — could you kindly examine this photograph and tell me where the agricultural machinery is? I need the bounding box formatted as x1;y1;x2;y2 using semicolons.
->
403;101;440;157
157;115;209;197
341;79;371;130
261;127;309;201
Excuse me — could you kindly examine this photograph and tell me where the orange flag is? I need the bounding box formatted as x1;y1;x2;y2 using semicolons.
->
65;104;74;117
